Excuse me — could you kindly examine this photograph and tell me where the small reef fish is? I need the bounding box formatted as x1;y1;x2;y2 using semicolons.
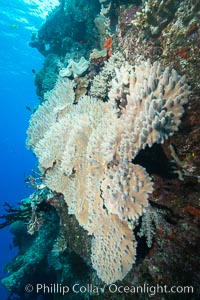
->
26;106;32;112
11;24;19;29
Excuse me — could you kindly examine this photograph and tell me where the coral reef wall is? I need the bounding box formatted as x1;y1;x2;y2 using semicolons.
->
26;57;190;284
2;0;200;299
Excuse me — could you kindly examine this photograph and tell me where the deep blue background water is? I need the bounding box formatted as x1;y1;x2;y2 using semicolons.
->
0;1;59;298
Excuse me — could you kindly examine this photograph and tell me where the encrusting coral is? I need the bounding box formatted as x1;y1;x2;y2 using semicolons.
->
26;57;190;284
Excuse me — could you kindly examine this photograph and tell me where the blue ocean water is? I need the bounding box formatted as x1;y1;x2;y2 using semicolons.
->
0;1;59;298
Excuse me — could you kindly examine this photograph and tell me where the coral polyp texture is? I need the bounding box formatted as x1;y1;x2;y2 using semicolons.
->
26;58;190;284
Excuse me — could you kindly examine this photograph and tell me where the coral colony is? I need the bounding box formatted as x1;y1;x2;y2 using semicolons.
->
26;58;190;283
2;0;200;295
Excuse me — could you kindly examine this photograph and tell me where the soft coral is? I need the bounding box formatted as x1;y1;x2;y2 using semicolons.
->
104;37;112;57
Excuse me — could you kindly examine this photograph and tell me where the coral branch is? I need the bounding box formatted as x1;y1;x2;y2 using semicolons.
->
0;202;31;229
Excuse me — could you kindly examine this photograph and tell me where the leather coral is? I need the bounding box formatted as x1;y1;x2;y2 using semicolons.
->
26;58;190;284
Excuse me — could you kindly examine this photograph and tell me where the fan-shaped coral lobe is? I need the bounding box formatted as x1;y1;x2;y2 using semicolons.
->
26;77;75;150
109;60;190;159
26;57;190;284
101;163;153;221
91;215;136;284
